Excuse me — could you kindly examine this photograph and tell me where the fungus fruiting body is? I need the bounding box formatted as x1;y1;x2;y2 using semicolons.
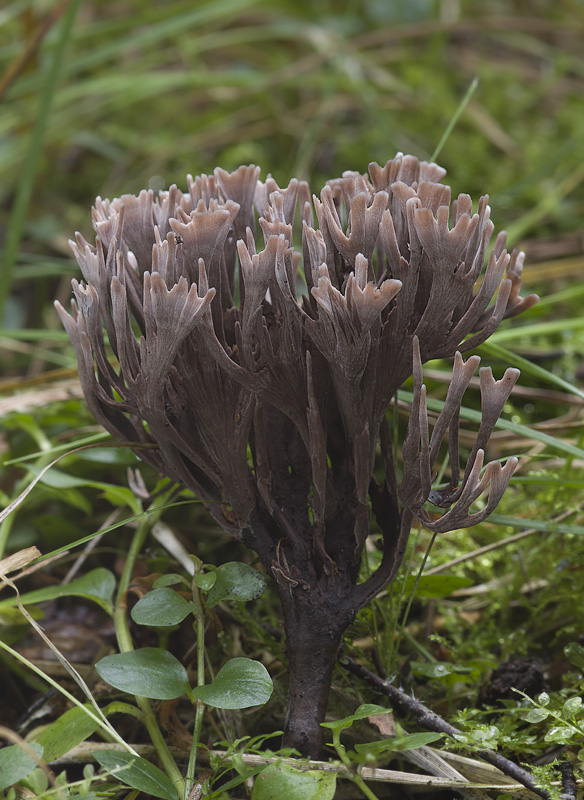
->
57;154;537;757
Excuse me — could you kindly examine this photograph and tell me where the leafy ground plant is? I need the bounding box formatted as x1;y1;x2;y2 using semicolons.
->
0;527;276;800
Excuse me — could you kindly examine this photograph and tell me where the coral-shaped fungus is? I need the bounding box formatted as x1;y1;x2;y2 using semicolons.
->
57;154;538;756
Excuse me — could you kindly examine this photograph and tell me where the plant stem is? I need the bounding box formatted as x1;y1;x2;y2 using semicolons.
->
0;513;16;566
185;570;206;795
113;493;184;797
393;530;438;662
331;729;350;767
102;701;145;722
330;730;380;800
350;772;381;800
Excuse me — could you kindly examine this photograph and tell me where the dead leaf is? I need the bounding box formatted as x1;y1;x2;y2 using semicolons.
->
0;546;41;575
368;710;396;736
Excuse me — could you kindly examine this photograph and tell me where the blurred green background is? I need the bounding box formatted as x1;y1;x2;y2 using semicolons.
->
1;0;584;344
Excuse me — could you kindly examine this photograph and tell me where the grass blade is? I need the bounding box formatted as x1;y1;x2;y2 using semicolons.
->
0;0;82;324
431;76;479;162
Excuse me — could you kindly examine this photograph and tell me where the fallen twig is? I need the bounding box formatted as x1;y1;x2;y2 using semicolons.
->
50;741;543;795
341;655;551;800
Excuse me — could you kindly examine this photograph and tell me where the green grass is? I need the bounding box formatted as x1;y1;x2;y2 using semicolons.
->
2;1;584;798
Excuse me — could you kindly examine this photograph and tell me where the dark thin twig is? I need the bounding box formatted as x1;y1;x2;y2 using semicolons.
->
559;760;577;800
341;655;550;800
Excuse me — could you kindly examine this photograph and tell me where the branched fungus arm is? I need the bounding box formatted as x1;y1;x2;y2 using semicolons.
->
400;336;520;533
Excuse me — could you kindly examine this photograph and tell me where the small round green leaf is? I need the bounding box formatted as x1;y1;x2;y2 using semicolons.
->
470;725;500;747
563;696;583;717
192;657;273;709
193;572;216;591
523;708;549;723
153;574;190;589
94;751;179;800
411;661;453;679
544;726;574;743
131;587;196;626
321;704;388;731
564;642;584;670
0;743;43;791
251;761;336;800
206;562;266;609
95;648;190;700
